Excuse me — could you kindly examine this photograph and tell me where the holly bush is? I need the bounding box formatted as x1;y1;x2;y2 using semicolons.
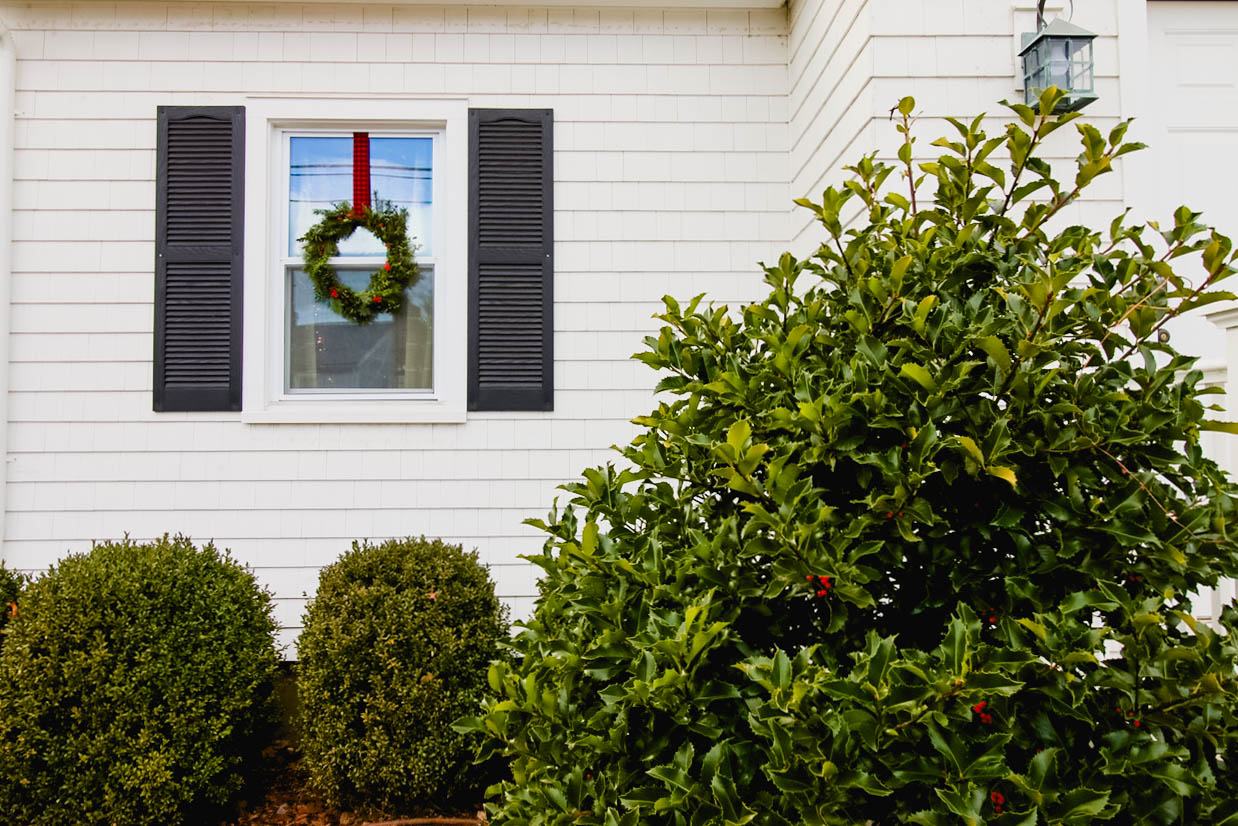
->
468;89;1238;825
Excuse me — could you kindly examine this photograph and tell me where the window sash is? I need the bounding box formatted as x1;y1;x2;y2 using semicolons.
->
283;263;436;395
277;128;442;399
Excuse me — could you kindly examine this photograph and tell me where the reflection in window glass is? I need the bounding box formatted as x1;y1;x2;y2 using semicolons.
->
287;268;434;391
288;136;433;257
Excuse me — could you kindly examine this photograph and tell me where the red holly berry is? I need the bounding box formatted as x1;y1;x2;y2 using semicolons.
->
816;589;828;597
330;289;338;298
885;512;893;518
373;295;382;302
806;575;814;582
1133;719;1141;728
972;700;987;714
384;261;392;271
990;792;1005;805
980;712;993;724
819;575;831;586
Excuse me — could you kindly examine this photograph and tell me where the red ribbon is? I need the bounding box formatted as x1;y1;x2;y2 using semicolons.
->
352;132;370;215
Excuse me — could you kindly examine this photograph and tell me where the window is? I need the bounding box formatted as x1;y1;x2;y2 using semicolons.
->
153;101;553;422
243;99;468;423
284;133;436;394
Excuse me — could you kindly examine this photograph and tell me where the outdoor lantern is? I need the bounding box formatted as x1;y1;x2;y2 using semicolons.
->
1019;17;1098;113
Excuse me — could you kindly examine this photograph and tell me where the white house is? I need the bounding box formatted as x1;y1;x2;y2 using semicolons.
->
0;0;1233;650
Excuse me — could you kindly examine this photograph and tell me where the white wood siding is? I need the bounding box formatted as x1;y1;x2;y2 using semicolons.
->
2;0;1200;652
1;1;789;652
788;0;1126;254
788;0;870;253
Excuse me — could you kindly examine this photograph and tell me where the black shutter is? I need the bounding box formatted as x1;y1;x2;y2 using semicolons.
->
469;109;554;411
154;106;244;412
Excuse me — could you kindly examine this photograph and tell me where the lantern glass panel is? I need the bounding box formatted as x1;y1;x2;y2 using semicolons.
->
1071;40;1094;92
1022;34;1096;108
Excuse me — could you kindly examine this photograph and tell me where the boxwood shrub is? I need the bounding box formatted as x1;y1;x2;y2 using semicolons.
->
0;536;279;826
298;536;508;810
0;564;22;638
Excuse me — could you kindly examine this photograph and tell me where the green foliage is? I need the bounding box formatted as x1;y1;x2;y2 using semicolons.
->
0;535;279;826
472;89;1238;825
0;563;23;638
298;536;509;810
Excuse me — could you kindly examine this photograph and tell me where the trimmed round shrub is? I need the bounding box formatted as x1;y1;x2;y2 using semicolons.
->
298;536;509;810
0;536;279;826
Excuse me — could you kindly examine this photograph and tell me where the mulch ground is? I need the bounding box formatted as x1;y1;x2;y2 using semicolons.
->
218;739;486;826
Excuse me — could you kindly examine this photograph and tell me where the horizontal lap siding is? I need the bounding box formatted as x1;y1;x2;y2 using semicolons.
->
3;1;790;653
787;0;1126;255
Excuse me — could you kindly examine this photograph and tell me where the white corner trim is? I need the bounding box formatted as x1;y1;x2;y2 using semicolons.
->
1204;303;1238;331
241;96;470;425
0;19;13;563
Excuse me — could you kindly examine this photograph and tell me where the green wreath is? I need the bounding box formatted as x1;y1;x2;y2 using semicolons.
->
299;200;420;325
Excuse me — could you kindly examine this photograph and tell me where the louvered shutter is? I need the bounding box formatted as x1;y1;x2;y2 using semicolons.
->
468;109;554;411
154;106;244;411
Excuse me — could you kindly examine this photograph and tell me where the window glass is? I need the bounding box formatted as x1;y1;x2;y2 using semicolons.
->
284;132;435;394
288;136;433;257
287;268;434;391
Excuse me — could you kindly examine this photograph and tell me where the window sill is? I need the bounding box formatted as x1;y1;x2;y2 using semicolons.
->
241;397;466;424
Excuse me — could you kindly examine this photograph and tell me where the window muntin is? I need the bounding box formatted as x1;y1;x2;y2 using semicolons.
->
281;132;436;394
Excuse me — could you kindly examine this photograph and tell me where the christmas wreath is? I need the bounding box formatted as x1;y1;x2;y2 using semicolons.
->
299;200;420;325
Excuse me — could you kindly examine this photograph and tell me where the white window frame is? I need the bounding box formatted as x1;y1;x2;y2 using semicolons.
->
242;96;468;423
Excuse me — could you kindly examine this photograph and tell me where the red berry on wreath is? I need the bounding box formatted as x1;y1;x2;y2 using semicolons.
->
384;262;391;271
330;289;338;298
373;295;382;303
